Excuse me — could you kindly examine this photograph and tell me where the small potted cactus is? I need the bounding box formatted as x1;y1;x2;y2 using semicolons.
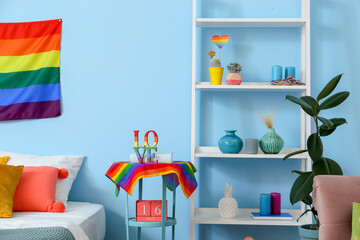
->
208;51;223;85
226;62;242;85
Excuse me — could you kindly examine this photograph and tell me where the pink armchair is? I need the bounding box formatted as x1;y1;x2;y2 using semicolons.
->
313;175;360;240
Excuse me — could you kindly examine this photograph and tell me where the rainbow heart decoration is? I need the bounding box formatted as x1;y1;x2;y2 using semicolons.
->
212;35;229;49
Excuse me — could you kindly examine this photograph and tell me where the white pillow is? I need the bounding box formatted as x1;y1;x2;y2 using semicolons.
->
0;151;84;206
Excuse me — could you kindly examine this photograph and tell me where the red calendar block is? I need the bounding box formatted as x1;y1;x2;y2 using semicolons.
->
136;200;167;222
136;201;150;217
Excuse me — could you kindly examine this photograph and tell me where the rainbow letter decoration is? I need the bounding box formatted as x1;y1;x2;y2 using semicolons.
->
134;130;140;147
144;130;158;148
0;19;62;121
133;130;159;164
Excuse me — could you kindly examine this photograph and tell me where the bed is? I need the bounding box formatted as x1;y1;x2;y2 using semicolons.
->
0;202;106;240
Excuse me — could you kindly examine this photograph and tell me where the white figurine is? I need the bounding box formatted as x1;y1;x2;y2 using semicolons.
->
218;183;238;219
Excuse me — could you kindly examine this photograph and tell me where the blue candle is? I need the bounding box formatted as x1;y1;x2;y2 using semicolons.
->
260;193;271;215
285;66;295;78
272;65;282;80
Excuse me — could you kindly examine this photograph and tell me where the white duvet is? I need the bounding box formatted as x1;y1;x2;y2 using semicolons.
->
0;202;106;240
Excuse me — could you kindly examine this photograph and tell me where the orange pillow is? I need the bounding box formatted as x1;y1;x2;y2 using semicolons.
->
0;165;23;218
0;156;9;164
13;166;68;213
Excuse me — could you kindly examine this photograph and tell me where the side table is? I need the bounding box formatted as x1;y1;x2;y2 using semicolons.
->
105;161;198;240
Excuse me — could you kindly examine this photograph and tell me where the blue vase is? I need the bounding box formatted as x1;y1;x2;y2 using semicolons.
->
218;130;243;154
259;128;284;154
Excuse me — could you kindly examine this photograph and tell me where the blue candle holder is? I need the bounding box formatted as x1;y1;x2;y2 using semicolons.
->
272;65;282;80
260;193;271;215
285;66;295;78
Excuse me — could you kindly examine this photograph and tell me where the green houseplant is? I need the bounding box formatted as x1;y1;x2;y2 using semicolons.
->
283;74;350;239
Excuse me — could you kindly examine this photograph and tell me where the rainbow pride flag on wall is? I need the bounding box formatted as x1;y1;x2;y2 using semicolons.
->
0;19;62;121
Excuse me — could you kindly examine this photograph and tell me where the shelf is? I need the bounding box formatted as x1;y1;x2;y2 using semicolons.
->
195;82;307;91
128;217;177;228
191;1;313;237
195;147;309;159
196;18;307;28
193;208;309;226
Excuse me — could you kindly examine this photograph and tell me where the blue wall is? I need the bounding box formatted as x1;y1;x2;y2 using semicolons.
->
0;0;359;239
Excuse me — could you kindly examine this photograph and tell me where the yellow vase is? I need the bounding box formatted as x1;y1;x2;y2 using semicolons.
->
209;67;224;85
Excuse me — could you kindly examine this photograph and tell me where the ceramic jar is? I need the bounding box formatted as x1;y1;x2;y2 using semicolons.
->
259;128;284;154
219;194;238;219
226;72;242;85
219;183;238;219
218;130;243;154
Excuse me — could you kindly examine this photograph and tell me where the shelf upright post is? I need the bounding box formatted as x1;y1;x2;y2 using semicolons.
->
300;0;312;223
302;1;311;146
305;0;311;153
300;0;307;215
190;0;197;239
305;0;312;225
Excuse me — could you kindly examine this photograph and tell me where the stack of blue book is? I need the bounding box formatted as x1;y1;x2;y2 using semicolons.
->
251;212;293;221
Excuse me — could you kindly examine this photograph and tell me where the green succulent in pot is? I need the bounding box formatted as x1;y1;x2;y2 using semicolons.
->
283;74;350;229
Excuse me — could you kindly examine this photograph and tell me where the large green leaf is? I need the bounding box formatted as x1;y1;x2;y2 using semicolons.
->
317;74;343;101
319;118;347;136
330;118;347;126
283;149;308;161
302;195;313;205
313;157;343;176
319;127;336;137
290;172;314;205
292;170;305;175
318;116;334;128
319;91;350;110
301;96;319;115
307;133;323;161
285;95;314;116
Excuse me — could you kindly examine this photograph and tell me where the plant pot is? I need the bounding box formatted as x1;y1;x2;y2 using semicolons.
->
299;224;319;240
226;72;242;85
218;130;243;153
209;67;224;85
259;128;284;154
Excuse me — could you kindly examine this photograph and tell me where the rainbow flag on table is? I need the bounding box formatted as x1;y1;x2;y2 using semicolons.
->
0;19;62;121
105;161;198;198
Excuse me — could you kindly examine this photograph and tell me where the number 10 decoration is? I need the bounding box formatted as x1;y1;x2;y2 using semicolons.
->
136;200;168;222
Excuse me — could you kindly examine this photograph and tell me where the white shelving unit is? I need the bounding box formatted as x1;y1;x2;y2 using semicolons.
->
190;1;312;239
